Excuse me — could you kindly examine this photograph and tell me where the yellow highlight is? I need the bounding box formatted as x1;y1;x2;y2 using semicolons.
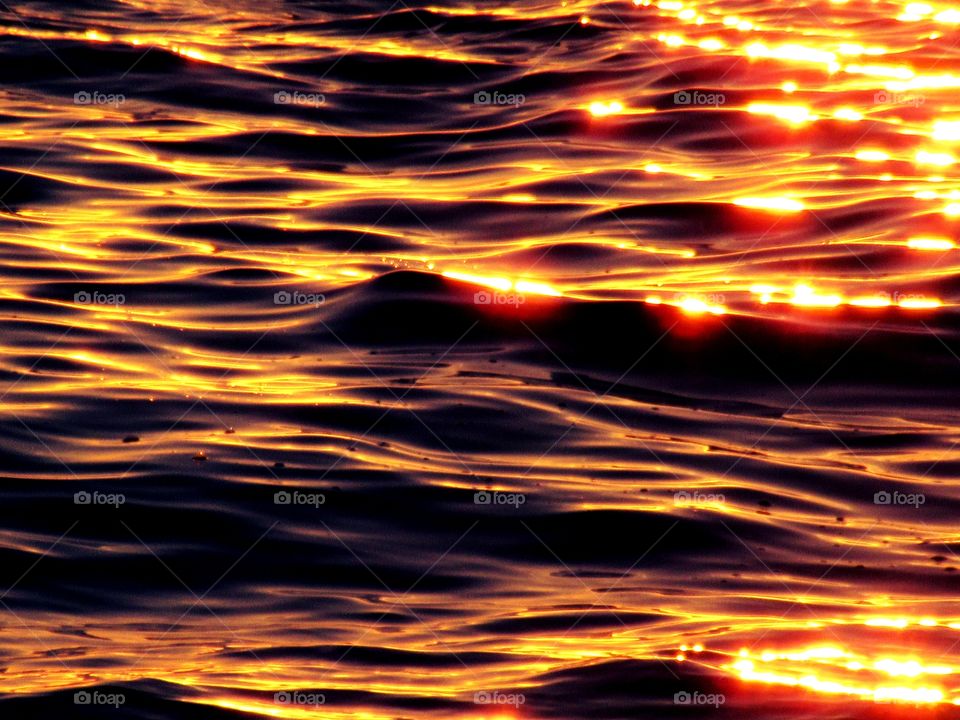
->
855;150;890;162
746;42;837;68
727;636;954;705
588;100;625;117
515;280;563;297
733;197;805;212
751;284;942;311
875;659;952;677
935;8;960;22
442;271;562;297
443;271;511;292
792;284;842;307
834;108;863;121
644;295;724;315
898;297;941;309
866;618;911;628
657;33;685;47
850;296;892;308
747;102;817;125
900;3;934;21
678;298;726;315
83;29;112;42
916;150;956;167
846;63;914;80
907;237;955;250
933;120;960;141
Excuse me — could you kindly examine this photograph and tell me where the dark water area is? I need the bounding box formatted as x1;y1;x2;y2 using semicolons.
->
3;0;960;718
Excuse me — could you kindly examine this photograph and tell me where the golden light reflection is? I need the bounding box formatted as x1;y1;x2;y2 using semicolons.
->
907;237;955;250
855;150;890;162
2;1;960;714
587;100;626;117
675;618;960;706
916;150;956;167
750;284;943;310
746;102;817;125
733;196;805;212
442;270;563;297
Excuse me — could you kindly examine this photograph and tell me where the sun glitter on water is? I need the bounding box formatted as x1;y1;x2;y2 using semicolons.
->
680;618;960;706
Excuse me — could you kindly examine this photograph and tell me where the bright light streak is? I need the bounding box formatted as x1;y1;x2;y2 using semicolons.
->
855;150;890;162
588;100;625;117
747;102;817;124
792;283;843;307
906;237;955;250
734;196;805;212
916;150;956;166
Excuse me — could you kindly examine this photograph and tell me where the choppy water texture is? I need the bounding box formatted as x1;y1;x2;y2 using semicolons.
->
3;0;960;718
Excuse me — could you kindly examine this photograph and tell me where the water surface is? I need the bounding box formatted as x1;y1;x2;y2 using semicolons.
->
2;0;960;717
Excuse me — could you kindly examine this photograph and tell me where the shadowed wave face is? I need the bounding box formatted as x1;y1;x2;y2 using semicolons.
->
2;0;960;718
